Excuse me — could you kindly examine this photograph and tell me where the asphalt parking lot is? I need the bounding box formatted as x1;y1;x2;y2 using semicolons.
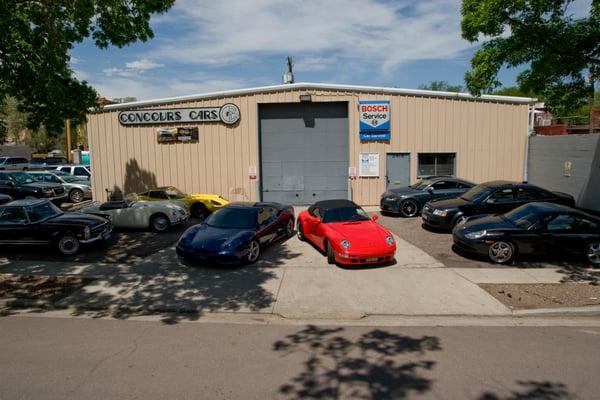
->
375;211;591;269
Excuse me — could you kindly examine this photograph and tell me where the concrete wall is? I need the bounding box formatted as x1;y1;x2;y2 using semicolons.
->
87;87;529;205
528;133;600;212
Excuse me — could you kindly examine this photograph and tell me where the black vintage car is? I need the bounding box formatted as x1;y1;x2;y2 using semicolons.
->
0;199;112;255
380;176;475;217
0;171;67;205
421;181;575;231
453;202;600;265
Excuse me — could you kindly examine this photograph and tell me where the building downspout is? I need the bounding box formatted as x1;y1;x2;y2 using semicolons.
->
523;103;536;182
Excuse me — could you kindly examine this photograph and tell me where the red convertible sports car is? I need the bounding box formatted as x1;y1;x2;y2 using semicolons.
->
297;199;397;266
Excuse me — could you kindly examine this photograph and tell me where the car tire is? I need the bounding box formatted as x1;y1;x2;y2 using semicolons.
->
285;219;294;238
191;203;209;220
400;199;419;217
297;220;306;241
69;188;84;203
488;240;516;264
56;234;80;255
150;213;170;233
325;240;335;265
586;242;600;265
245;240;261;264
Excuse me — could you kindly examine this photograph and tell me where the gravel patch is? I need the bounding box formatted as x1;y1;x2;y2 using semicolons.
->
480;283;600;310
0;274;93;302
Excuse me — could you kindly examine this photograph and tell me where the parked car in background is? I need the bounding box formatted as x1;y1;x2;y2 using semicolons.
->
0;194;12;205
79;200;188;232
28;171;92;203
52;169;89;182
380;176;475;217
0;199;112;255
0;156;29;171
55;164;91;179
136;186;228;219
297;199;396;266
0;171;67;205
176;202;295;265
30;156;69;169
453;202;600;265
421;181;576;231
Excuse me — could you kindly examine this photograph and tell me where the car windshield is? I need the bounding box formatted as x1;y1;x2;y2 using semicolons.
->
322;206;371;223
504;205;541;229
166;187;186;199
409;179;433;190
26;202;62;223
9;172;35;184
205;208;258;229
461;184;492;201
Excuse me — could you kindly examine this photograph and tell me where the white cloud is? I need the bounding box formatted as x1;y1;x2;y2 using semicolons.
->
125;58;164;72
294;57;338;72
151;0;471;75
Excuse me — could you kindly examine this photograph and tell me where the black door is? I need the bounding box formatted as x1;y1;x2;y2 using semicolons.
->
0;207;30;243
483;188;518;214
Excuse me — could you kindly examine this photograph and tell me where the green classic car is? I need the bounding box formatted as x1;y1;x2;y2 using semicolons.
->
29;171;92;203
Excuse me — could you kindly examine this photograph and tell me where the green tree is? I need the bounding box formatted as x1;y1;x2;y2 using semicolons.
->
0;96;28;143
461;0;599;120
492;86;537;98
418;80;463;92
0;0;174;140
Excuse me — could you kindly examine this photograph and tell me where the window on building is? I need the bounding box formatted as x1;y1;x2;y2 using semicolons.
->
417;153;456;177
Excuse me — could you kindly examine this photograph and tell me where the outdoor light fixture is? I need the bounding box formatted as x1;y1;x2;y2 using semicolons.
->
299;94;312;102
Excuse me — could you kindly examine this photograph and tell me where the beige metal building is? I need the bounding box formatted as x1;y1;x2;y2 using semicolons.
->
87;83;534;206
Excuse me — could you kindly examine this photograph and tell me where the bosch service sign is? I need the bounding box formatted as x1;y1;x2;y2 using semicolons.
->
358;100;391;141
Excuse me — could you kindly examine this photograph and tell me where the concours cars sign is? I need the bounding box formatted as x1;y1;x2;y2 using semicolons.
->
118;103;241;126
358;100;390;141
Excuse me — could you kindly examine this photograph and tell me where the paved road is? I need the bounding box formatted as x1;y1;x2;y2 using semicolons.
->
1;316;599;399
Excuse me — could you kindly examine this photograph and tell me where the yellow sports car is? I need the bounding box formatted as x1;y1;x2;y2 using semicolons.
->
136;186;228;219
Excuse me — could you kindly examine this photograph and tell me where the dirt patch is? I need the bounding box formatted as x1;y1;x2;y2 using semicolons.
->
0;274;93;302
480;283;600;310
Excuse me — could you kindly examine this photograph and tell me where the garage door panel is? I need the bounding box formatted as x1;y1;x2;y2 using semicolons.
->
260;102;348;205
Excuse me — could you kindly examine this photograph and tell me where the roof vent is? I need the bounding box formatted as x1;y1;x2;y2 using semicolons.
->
283;56;294;84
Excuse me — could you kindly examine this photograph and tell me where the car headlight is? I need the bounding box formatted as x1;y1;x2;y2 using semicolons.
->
465;230;487;239
385;236;395;246
84;226;91;239
432;209;448;217
340;239;350;249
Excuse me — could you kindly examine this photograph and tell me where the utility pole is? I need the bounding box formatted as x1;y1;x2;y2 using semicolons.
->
65;118;72;162
283;56;294;84
589;68;596;134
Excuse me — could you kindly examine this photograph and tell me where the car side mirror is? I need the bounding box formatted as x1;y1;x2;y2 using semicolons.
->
5;181;15;187
486;198;495;204
427;187;434;194
371;214;379;222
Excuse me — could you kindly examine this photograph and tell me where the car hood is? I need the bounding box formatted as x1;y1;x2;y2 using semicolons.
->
385;186;420;197
183;224;254;251
428;197;469;210
327;221;390;249
456;215;518;234
44;212;108;228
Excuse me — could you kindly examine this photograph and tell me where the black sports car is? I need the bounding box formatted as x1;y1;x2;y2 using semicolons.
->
453;202;600;265
176;202;294;265
380;176;474;217
0;171;67;205
0;199;112;255
421;181;575;231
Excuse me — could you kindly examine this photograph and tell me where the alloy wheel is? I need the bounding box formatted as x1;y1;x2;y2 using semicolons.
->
152;215;169;232
58;235;80;255
297;221;305;241
70;189;84;203
587;242;600;265
488;241;514;264
247;241;260;263
286;219;294;237
401;200;418;217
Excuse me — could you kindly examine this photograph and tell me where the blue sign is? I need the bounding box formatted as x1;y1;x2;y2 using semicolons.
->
359;100;390;141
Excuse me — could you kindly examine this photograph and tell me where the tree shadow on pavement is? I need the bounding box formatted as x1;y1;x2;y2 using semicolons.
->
478;380;573;400
273;325;442;399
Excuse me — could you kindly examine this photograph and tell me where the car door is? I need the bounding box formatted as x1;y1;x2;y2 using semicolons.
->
482;187;517;215
304;207;323;245
543;213;581;256
0;172;18;198
428;180;461;201
256;207;279;245
0;206;31;243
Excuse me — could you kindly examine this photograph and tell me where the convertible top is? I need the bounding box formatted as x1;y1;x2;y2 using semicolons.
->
312;199;358;211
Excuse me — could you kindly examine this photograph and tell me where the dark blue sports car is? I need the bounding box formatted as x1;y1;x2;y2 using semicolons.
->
380;176;474;217
176;202;295;265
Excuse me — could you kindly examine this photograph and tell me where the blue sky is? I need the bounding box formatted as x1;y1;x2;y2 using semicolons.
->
69;0;590;101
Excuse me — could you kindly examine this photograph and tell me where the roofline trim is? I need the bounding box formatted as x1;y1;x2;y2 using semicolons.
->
100;82;536;111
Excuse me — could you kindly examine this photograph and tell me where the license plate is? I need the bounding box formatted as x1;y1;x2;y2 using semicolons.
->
366;257;378;262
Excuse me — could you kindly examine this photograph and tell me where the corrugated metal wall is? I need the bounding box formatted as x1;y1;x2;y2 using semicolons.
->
87;88;529;205
528;134;600;212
